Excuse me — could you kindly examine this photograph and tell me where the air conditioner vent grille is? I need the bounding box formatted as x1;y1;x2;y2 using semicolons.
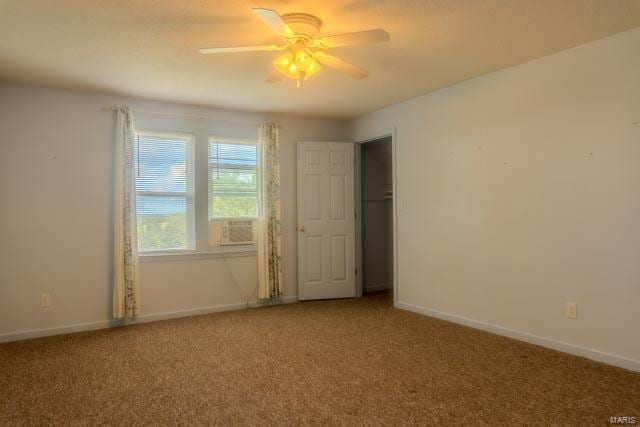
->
221;220;255;245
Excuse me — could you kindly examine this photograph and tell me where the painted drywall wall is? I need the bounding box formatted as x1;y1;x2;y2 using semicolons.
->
348;27;640;370
361;137;393;293
0;83;347;339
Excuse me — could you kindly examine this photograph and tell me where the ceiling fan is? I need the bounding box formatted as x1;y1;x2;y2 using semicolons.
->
199;8;390;87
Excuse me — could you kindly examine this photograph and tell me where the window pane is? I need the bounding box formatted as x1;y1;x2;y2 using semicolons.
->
136;196;187;251
135;135;188;193
134;131;192;252
209;142;258;218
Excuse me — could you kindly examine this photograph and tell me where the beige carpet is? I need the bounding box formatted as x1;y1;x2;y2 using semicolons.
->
1;292;638;425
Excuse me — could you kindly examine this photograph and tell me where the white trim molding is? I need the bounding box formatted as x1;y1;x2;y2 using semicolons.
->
139;249;257;263
0;295;298;343
395;301;640;373
248;295;298;308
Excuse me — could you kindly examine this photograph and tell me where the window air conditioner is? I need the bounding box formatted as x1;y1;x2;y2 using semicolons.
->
220;220;256;246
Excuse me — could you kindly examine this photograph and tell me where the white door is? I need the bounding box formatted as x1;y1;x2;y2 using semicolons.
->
297;142;356;300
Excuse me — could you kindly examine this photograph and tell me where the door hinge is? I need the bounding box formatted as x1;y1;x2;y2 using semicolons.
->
355;268;358;275
355;212;357;220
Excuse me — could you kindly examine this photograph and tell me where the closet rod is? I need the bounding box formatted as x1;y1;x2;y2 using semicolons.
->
104;106;263;126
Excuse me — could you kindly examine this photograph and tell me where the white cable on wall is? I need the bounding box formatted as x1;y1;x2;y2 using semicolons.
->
219;247;259;308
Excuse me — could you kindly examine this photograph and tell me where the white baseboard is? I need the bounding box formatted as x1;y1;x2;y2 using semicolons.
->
248;295;298;308
395;301;640;373
0;296;299;344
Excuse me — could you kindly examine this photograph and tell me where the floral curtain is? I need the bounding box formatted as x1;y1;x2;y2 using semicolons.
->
113;107;140;318
258;122;283;299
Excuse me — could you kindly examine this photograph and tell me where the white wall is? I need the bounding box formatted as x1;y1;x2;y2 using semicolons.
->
349;27;640;370
0;83;347;340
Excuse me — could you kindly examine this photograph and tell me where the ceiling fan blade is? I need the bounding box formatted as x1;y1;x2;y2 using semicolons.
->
315;52;369;79
265;68;283;83
252;8;295;39
317;29;390;48
199;45;273;54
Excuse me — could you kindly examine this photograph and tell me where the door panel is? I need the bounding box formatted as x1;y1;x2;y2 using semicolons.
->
330;175;346;220
297;142;355;300
305;175;322;220
330;235;347;281
306;235;323;283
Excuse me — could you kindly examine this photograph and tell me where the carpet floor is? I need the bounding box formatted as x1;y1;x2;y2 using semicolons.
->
1;292;638;425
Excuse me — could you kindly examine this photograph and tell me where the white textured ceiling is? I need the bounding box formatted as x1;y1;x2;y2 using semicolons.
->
1;0;639;119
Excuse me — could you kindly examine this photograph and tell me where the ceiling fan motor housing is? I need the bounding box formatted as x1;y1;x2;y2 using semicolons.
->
281;13;322;38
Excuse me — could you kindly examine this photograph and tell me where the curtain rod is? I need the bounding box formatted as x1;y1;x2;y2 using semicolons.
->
104;106;264;126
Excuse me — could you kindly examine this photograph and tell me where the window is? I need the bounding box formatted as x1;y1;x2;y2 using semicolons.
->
209;138;260;219
135;131;194;252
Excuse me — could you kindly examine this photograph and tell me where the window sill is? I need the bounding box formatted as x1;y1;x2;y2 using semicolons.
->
139;246;257;263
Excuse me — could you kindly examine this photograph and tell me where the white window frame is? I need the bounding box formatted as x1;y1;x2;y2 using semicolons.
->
135;129;196;254
208;136;261;221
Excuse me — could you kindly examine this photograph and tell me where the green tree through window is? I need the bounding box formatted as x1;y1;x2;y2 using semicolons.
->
210;141;259;218
134;132;193;251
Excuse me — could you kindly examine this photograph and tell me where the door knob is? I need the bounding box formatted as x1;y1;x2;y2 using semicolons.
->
299;225;306;232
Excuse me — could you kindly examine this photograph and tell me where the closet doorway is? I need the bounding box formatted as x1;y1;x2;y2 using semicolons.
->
356;135;395;299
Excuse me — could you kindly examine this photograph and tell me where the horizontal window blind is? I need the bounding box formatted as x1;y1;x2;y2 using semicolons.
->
135;135;188;194
209;140;259;218
135;132;193;251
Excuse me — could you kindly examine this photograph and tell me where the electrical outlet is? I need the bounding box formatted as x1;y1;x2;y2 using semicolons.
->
566;302;577;319
40;293;50;308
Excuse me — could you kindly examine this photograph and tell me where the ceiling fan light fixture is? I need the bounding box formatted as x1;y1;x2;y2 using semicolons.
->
277;52;293;67
304;59;321;78
274;52;296;78
294;50;312;71
274;50;321;84
199;8;389;86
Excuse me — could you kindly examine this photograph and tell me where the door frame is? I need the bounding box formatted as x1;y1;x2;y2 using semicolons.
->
354;128;398;304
